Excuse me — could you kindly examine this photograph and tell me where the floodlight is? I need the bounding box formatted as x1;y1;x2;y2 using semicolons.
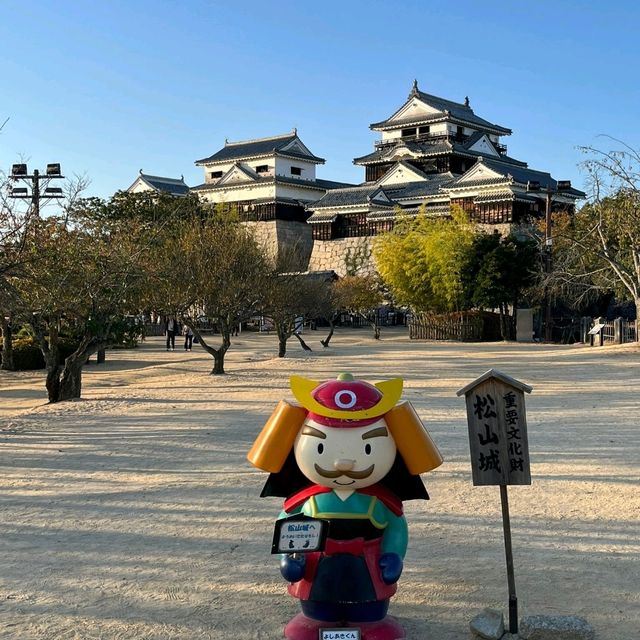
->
11;164;27;176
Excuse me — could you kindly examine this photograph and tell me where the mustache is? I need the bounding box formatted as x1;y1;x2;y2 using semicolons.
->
314;463;375;479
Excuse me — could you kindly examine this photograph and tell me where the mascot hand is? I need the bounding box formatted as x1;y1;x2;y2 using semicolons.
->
379;552;403;584
280;554;306;582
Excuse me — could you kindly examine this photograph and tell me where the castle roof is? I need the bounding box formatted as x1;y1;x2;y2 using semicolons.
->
307;184;394;210
370;82;511;136
128;172;190;196
195;131;325;165
190;174;352;193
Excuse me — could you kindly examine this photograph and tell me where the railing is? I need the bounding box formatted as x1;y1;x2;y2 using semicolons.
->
375;132;507;154
585;316;637;346
409;311;503;342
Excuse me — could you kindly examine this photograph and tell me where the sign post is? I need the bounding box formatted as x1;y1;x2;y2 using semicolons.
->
457;369;533;635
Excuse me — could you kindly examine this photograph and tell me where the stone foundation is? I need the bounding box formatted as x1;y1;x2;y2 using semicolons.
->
308;236;376;276
245;220;313;269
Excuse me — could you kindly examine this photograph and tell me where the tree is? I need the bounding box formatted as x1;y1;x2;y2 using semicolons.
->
146;209;270;374
16;213;147;401
1;173;89;372
552;143;640;327
461;232;538;339
333;274;384;339
261;247;334;357
373;206;476;313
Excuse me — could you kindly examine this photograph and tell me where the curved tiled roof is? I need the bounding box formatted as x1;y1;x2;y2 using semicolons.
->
195;132;325;165
309;184;393;209
370;88;511;135
136;173;190;196
190;174;353;193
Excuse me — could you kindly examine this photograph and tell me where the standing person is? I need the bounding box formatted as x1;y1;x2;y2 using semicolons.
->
165;316;177;351
183;324;194;351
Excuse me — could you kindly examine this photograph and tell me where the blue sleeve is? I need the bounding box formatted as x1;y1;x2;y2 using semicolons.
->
380;509;408;557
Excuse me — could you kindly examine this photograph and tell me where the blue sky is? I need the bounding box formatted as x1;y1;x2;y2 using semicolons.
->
2;0;639;203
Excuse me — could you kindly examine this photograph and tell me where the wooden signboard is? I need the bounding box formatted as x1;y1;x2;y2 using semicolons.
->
457;369;532;486
457;369;534;635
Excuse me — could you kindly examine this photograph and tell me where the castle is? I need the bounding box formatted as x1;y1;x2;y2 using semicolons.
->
130;81;584;275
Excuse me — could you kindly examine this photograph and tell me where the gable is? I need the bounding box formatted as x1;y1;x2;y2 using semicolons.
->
218;163;258;185
456;160;506;184
377;162;430;187
280;136;315;158
467;134;499;157
128;177;150;193
383;142;421;162
389;97;441;123
370;188;392;204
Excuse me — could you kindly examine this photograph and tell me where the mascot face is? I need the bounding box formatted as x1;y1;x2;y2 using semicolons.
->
293;417;397;492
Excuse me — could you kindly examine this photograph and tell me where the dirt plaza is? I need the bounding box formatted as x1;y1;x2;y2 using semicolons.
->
1;329;638;639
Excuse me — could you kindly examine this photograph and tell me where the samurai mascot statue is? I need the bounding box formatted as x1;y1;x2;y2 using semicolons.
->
248;373;443;640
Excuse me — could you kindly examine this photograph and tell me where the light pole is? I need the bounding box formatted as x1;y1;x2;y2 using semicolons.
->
8;163;64;217
526;179;573;342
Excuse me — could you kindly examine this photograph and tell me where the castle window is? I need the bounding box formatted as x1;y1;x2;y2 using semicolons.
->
210;171;223;179
401;128;417;138
291;166;302;176
418;126;430;135
256;165;269;173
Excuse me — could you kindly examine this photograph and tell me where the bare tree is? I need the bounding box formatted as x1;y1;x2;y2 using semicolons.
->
333;274;384;339
146;210;270;374
552;140;640;327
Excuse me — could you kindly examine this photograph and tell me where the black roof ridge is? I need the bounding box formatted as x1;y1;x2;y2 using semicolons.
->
139;173;187;184
224;130;296;147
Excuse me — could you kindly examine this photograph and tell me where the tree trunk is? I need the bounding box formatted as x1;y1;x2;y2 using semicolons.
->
293;332;312;352
498;304;508;340
277;328;288;357
58;352;86;401
1;316;15;371
31;318;62;403
188;321;229;374
320;319;335;348
359;312;380;340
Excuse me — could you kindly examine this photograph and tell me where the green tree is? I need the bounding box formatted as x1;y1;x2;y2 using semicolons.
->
374;205;475;312
462;232;538;339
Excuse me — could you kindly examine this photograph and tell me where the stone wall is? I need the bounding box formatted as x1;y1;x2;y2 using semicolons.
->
244;220;313;269
308;236;376;277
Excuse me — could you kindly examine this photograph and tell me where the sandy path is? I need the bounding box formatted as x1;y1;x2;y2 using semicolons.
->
0;330;638;639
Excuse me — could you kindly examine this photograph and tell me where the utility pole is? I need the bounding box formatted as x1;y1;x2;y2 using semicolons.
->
527;179;573;342
8;163;64;216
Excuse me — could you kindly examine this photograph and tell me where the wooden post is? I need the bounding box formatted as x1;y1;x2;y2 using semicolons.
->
500;485;518;634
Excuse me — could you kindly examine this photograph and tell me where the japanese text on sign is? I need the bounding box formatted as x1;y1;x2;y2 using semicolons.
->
320;630;361;640
271;516;328;554
460;374;531;486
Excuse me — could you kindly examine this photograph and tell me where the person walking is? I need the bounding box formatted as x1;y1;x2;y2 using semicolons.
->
165;316;178;351
183;324;194;351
